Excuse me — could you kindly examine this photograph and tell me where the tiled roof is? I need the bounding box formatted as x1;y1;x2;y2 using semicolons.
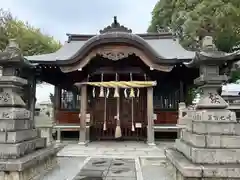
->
25;33;195;63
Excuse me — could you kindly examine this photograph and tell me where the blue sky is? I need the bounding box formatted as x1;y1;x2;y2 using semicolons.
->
1;0;159;102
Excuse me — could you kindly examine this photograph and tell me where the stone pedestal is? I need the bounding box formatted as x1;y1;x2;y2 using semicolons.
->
35;110;54;146
0;40;60;180
166;104;240;179
165;36;240;179
223;95;240;120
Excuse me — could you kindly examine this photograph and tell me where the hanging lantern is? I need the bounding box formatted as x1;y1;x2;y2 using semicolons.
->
92;87;96;98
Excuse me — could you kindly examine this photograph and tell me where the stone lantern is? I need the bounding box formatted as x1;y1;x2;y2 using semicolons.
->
0;40;60;180
165;36;240;180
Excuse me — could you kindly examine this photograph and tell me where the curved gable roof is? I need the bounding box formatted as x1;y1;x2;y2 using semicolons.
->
25;17;195;65
25;32;195;64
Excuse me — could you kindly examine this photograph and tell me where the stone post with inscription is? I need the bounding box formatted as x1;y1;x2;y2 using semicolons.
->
0;40;60;180
165;36;240;180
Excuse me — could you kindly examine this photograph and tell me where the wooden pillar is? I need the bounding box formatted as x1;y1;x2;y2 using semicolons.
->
54;85;61;124
78;85;88;145
54;85;61;143
180;80;184;102
147;87;155;146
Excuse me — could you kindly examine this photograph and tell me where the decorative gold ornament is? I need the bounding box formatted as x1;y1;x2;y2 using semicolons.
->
129;88;135;98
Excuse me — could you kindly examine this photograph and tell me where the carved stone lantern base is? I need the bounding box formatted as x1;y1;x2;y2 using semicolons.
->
0;145;62;180
165;108;240;179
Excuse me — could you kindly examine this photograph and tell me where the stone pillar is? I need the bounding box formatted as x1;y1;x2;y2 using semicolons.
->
177;102;186;138
78;84;88;145
0;40;59;180
29;76;36;128
56;127;61;143
147;87;155;146
165;36;240;180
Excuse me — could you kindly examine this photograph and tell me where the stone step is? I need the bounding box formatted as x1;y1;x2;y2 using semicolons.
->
0;129;38;143
0;137;46;159
0;144;62;172
0;119;32;131
182;129;240;148
165;148;240;179
176;139;240;164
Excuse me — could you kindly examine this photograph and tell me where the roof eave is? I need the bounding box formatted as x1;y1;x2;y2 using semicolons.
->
28;57;193;66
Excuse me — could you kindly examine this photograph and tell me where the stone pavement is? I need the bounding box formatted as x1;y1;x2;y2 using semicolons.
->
140;157;172;180
42;157;88;180
42;141;174;180
57;141;173;158
73;158;136;180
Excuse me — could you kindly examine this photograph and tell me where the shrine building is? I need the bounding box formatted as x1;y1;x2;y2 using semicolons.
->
25;17;207;144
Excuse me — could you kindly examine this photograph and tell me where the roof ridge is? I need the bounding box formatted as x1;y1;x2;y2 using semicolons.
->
67;32;174;42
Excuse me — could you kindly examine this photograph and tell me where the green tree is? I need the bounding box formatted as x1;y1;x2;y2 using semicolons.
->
148;0;240;52
0;9;61;55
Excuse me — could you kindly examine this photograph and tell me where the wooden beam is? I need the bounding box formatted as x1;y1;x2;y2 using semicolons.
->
91;67;144;75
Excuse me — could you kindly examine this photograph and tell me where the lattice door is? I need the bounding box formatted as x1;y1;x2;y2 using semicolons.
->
119;88;147;140
90;88;117;140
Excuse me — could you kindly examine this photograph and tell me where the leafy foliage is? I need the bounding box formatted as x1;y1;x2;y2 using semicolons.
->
148;0;240;52
0;9;61;56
